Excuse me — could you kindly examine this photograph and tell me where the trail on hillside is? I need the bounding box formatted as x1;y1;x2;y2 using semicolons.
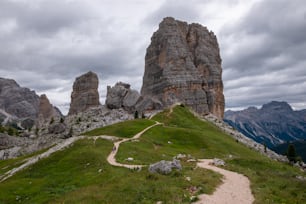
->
195;159;254;204
106;121;161;169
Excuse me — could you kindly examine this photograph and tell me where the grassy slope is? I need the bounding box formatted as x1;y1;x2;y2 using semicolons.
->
84;119;155;138
0;106;305;203
118;106;306;203
0;122;221;203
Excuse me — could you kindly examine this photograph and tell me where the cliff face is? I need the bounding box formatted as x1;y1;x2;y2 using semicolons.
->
141;17;224;119
68;71;100;115
0;78;40;120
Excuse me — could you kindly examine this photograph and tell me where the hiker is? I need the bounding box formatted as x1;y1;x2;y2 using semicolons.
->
112;146;116;153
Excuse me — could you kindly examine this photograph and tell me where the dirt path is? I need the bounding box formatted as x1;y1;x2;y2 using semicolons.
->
195;159;254;204
106;121;161;169
0;135;118;182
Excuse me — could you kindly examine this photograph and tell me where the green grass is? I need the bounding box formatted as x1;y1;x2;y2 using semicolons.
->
83;119;155;138
117;106;306;203
0;105;305;203
0;146;54;176
0;138;221;204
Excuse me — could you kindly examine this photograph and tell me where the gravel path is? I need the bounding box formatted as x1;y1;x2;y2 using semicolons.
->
195;159;254;204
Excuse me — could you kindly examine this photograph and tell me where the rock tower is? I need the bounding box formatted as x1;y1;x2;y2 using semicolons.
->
141;17;225;118
68;71;100;115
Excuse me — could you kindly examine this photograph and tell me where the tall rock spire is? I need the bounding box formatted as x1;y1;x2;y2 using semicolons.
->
141;17;225;118
68;71;100;115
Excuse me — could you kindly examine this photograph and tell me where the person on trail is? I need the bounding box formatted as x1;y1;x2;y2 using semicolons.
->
112;146;116;153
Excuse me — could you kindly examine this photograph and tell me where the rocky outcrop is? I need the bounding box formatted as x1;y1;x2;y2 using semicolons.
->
148;159;182;174
38;94;61;120
106;82;141;112
141;17;224;119
0;78;40;120
0;78;61;128
68;71;100;115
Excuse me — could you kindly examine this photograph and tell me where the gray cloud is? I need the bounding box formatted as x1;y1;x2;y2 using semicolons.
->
220;0;306;110
143;0;201;27
0;0;305;115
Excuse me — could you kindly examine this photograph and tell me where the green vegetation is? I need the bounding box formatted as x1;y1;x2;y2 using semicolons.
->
84;119;155;138
0;139;221;203
287;143;299;162
0;105;305;203
0;124;20;136
118;106;306;203
0;147;54;176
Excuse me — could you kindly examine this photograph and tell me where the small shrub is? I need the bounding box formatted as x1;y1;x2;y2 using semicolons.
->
134;111;139;119
60;117;64;123
50;117;54;124
146;173;158;181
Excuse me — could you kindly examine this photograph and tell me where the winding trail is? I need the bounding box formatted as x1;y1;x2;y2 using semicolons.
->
0;118;255;204
195;159;254;204
106;121;161;169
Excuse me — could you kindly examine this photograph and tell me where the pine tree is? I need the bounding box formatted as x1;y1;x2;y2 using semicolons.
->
287;143;297;162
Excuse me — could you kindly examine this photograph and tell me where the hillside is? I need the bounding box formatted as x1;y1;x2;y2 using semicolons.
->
0;106;305;203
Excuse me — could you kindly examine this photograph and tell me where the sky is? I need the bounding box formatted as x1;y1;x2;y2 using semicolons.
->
0;0;305;114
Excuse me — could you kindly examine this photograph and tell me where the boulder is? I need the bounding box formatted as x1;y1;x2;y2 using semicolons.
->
68;71;100;115
148;159;182;174
48;123;66;134
106;82;141;112
0;78;39;119
212;158;225;166
141;17;225;119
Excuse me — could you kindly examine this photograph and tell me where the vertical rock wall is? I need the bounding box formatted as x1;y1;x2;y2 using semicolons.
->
141;17;224;118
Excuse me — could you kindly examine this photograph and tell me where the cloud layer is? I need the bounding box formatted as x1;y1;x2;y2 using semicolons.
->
0;0;305;114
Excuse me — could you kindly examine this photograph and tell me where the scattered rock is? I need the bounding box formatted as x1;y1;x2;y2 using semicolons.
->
148;159;182;175
174;154;186;160
106;82;141;112
296;175;306;181
48;123;66;134
68;71;100;115
126;157;134;161
141;17;224;119
212;158;225;166
185;176;191;181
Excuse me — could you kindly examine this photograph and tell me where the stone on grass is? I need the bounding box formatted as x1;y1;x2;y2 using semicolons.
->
212;158;225;166
148;159;182;175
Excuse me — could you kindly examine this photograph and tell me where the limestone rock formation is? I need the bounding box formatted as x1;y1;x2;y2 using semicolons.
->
106;82;141;112
0;78;40;120
68;71;100;115
141;17;225;119
38;94;61;120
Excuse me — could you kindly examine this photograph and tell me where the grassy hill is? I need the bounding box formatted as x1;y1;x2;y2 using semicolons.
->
0;106;305;203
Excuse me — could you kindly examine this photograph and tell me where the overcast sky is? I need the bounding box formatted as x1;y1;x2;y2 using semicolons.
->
0;0;305;114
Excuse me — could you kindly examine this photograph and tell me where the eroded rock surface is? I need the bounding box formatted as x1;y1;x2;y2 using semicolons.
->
141;17;224;119
0;78;39;120
106;82;141;112
68;71;100;115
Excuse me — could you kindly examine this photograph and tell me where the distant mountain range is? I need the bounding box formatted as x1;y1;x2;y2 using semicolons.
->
224;101;306;161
